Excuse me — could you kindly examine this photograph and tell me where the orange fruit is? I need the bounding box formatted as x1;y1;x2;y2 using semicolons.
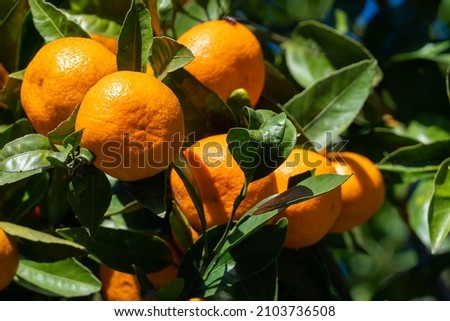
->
0;228;20;290
99;242;180;301
75;70;185;181
21;37;117;135
99;266;141;301
89;33;118;54
328;152;385;233
273;148;342;249
170;134;277;232
177;19;265;106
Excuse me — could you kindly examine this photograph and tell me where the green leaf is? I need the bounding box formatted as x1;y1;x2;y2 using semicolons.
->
227;111;297;182
373;253;450;300
282;60;377;149
214;262;278;300
428;158;450;254
201;219;287;297
28;0;89;42
0;119;34;150
47;105;80;145
16;258;101;298
45;167;71;226
117;0;153;72
121;170;166;215
164;68;237;140
283;20;381;87
378;139;450;174
390;41;450;65
57;226;172;274
8;69;25;80
149;36;194;80
0;221;85;262
407;179;433;247
226;89;253;125
65;13;122;37
67;164;112;237
156;278;185;300
0;134;51;159
447;64;450;102
169;203;196;253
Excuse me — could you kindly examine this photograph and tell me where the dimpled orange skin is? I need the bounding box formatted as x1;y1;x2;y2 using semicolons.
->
177;20;265;106
0;228;20;290
328;152;385;233
274;149;342;249
170;134;278;232
21;37;117;135
75;71;185;181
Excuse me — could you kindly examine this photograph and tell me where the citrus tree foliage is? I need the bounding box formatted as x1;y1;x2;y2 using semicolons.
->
0;0;449;300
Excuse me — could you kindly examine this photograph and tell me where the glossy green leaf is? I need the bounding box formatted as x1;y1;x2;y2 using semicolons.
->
282;60;377;149
214;262;278;300
121;170;166;215
428;158;450;254
117;0;152;72
66;13;122;37
283;20;381;87
373;253;450;300
28;0;89;42
156;278;185;301
169;203;196;253
149;36;194;80
47;105;80;145
0;134;51;159
407;179;433;247
57;226;172;274
164;68;237;140
201;219;287;297
226;89;252;125
379;139;450;174
0;221;86;262
67;164;112;236
16;258;101;298
227;111;297;182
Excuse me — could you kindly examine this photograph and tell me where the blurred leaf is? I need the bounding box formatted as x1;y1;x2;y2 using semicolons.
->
405;115;450;144
5;172;48;223
379;139;450;174
214;262;278;300
8;69;25;80
278;247;337;300
286;0;333;21
407;179;433;247
165;68;237;140
0;0;29;72
391;41;450;64
47;105;79;145
227;111;296;182
18;11;44;70
0;119;34;149
16;258;100;298
121;169;166;215
28;0;89;43
373;253;450;300
260;61;299;109
283;20;381;88
170;203;195;253
156;278;185;300
67;165;112;237
201;219;287;297
117;0;153;72
282;60;377;149
65;13;122;37
0;221;86;262
345;128;420;162
149;36;194;80
57;226;172;274
429;158;450;254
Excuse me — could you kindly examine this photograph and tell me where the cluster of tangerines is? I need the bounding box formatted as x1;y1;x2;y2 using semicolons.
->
0;19;385;300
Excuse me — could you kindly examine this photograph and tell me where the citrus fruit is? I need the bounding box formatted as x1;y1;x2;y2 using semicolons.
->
273;148;342;249
99;265;141;301
328;152;385;233
170;134;277;232
75;70;185;181
0;228;20;290
89;33;118;54
177;19;265;106
21;37;117;135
